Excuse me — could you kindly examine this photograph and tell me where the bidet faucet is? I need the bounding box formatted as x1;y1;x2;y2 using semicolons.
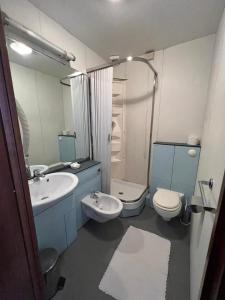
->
90;191;99;200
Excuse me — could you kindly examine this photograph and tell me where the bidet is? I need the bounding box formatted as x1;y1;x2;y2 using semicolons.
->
82;192;123;223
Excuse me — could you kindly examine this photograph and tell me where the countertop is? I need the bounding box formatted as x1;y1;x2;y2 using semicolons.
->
154;141;201;148
48;160;101;175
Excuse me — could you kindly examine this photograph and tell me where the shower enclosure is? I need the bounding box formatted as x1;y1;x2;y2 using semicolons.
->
110;59;157;216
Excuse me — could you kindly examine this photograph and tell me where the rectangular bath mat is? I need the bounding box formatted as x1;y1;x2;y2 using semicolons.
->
99;226;171;300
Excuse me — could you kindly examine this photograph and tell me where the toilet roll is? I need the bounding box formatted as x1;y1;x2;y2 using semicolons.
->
187;135;200;146
188;149;197;157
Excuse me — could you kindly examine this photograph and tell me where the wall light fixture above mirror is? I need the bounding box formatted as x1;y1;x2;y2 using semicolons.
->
10;41;33;56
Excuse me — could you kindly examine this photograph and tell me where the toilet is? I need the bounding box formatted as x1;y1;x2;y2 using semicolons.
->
81;192;123;223
153;188;183;221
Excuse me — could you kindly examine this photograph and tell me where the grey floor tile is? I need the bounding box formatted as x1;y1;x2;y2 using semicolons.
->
53;206;190;300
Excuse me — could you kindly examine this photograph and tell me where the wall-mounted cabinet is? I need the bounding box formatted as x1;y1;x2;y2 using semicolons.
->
149;142;200;206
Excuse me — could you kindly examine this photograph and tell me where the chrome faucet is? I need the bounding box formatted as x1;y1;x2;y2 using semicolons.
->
25;164;32;179
33;169;45;182
25;156;32;179
90;191;99;200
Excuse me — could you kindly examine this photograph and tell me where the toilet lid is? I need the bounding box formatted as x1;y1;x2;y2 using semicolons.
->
154;189;180;209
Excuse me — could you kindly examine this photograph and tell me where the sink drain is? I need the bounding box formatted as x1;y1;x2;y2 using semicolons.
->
41;196;49;200
119;192;124;195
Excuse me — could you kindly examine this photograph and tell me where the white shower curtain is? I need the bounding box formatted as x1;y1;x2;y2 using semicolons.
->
90;68;113;193
71;74;90;160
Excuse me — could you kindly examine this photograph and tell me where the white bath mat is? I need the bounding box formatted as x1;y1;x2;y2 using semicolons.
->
99;226;171;300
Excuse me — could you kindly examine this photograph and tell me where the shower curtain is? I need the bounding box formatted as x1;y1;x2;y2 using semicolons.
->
71;74;90;160
90;68;113;193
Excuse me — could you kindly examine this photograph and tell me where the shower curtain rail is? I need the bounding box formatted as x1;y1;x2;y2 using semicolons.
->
86;57;158;78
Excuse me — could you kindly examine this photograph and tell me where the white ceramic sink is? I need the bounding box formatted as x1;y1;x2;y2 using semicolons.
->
29;172;78;215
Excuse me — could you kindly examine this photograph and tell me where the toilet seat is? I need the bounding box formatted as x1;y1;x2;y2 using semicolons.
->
153;188;182;209
152;188;183;221
153;199;181;211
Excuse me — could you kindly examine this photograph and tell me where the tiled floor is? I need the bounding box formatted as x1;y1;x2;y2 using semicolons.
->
53;206;190;300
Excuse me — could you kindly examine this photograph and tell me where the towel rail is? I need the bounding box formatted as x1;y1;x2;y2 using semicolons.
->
191;179;216;214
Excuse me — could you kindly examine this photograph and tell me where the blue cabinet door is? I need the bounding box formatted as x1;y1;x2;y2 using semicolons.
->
149;144;174;206
171;146;200;203
65;207;77;247
34;194;75;254
150;144;174;190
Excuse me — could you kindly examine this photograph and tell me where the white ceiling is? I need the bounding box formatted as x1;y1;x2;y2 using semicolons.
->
29;0;225;60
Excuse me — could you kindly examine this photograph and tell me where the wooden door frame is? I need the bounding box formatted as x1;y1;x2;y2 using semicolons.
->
0;10;44;299
200;172;225;299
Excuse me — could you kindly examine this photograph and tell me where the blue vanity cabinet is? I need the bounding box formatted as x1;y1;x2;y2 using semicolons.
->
34;193;76;255
74;164;101;229
149;143;200;206
171;146;200;203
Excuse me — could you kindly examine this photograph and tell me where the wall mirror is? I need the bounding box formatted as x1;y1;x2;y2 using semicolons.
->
4;26;91;170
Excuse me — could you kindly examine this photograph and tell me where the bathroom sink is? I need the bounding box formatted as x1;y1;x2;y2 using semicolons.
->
29;172;78;215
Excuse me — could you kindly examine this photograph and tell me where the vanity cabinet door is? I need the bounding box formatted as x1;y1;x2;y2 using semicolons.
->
75;165;101;229
65;206;77;247
34;194;75;254
171;146;200;203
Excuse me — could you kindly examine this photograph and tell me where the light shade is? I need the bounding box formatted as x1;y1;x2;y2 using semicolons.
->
107;0;121;2
126;56;133;61
10;41;32;56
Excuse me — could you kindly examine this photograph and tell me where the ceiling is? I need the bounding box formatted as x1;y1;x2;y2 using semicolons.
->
29;0;225;60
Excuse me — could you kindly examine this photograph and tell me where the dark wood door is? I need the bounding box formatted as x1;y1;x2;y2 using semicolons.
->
200;173;225;300
0;11;44;300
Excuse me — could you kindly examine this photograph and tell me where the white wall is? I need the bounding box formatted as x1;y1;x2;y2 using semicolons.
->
190;9;225;300
153;35;215;143
10;62;65;165
63;85;74;133
0;0;105;72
